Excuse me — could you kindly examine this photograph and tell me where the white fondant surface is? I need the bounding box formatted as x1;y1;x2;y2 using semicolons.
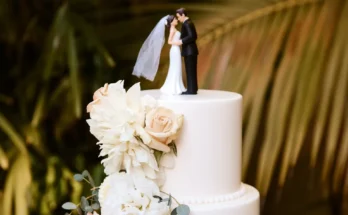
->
142;90;260;215
142;90;242;196
187;184;259;215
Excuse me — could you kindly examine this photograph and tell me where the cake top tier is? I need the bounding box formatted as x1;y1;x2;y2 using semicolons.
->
143;89;243;196
142;89;242;103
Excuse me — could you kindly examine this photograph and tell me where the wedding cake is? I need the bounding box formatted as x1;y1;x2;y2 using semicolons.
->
82;81;259;215
71;9;259;215
143;89;260;215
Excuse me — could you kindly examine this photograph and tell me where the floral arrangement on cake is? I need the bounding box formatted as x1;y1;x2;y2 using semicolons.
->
62;81;190;215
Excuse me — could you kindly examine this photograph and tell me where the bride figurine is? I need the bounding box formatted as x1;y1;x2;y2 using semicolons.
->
132;15;186;95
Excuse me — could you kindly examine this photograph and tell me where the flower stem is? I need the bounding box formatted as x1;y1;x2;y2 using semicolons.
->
160;191;181;205
91;186;99;191
69;194;97;215
83;178;91;185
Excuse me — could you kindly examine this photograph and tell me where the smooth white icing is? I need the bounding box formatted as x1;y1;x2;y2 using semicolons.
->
179;183;247;204
188;184;259;215
143;90;242;196
142;90;260;215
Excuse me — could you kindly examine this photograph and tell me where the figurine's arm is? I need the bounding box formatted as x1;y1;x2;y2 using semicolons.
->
181;22;197;44
167;28;176;45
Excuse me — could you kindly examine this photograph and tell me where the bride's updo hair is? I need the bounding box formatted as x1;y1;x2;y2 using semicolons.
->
166;15;175;28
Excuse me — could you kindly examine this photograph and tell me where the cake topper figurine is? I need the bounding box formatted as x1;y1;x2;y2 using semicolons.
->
175;8;199;95
132;8;199;95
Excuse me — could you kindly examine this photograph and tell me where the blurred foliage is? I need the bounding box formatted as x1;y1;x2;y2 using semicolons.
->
0;0;347;215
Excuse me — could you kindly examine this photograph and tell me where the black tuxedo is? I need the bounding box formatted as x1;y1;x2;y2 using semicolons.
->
180;19;198;94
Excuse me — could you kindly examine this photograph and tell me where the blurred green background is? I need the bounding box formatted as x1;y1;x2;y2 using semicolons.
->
1;0;348;214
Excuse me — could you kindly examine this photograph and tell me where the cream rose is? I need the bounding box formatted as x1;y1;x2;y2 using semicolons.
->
144;107;183;152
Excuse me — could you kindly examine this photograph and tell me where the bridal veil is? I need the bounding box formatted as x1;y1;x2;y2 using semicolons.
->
132;15;169;81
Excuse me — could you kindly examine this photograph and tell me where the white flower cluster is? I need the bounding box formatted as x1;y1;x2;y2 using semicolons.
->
86;81;183;215
99;173;169;215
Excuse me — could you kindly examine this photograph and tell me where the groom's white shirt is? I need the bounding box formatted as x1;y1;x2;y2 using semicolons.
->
183;17;189;23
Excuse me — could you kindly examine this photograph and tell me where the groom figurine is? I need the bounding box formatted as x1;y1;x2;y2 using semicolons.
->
174;8;199;95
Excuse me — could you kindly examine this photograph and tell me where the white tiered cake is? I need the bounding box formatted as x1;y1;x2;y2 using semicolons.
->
143;89;260;215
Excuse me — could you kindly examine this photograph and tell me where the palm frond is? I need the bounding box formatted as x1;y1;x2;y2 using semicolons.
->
0;145;8;170
42;3;69;80
333;101;348;193
0;112;26;154
322;17;348;182
190;0;347;201
197;0;321;48
67;25;82;119
2;154;31;215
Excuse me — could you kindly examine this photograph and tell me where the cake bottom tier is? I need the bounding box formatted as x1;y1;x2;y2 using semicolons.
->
177;184;259;215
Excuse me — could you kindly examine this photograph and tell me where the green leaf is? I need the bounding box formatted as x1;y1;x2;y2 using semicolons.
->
67;26;82;118
171;208;178;215
92;189;99;201
62;202;77;210
85;205;93;212
82;170;96;187
0;112;27;154
176;204;190;215
77;207;83;215
168;142;178;156
73;174;84;182
154;150;163;164
42;3;68;80
31;86;47;127
80;196;89;211
91;203;100;210
82;170;89;177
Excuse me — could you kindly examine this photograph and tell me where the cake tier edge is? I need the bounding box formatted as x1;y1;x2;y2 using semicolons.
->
186;184;259;215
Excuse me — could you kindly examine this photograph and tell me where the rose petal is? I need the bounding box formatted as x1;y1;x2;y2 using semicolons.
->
147;138;170;153
160;152;175;169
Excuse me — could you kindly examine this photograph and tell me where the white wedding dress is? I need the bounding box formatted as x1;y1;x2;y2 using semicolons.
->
160;31;186;95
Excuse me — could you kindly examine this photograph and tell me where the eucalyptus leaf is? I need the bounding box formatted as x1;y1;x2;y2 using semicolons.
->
171;208;178;215
80;196;89;211
91;203;100;210
62;202;77;210
85;205;93;212
82;169;96;187
176;204;190;215
92;189;99;201
77;207;83;215
82;170;89;177
73;174;84;182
